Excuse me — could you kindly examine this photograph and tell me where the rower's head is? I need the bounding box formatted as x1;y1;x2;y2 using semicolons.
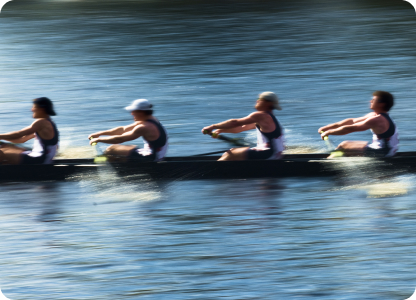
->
32;97;56;118
371;91;394;112
256;92;282;111
125;99;153;121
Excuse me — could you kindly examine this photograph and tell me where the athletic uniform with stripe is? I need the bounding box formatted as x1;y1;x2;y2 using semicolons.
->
247;112;284;160
21;119;59;164
129;118;168;162
365;113;399;157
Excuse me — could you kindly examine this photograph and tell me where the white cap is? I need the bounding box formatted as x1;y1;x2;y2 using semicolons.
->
125;99;153;111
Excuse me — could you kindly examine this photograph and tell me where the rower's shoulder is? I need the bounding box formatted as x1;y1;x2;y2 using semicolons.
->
362;112;378;120
132;120;157;130
363;113;387;125
31;118;51;127
132;121;146;128
250;111;272;118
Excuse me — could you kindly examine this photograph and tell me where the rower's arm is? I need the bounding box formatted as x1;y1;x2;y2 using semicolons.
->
90;125;144;145
203;113;259;134
318;118;354;132
319;113;375;133
215;123;256;134
7;134;36;144
0;121;41;141
88;126;130;139
88;126;124;138
324;119;373;136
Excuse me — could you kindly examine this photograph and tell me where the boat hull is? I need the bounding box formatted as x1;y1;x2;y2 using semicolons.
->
0;163;98;182
0;152;415;182
112;157;339;180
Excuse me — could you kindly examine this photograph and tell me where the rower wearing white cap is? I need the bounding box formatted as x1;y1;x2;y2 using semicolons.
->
202;92;285;161
88;99;168;162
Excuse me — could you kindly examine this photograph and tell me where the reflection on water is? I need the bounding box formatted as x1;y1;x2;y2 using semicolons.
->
0;0;416;299
363;180;410;198
0;175;416;299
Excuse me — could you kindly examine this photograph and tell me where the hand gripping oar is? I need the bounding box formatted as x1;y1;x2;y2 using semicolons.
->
320;131;344;158
203;130;249;147
89;138;108;163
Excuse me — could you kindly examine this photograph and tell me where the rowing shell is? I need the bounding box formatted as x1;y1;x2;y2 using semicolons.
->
0;152;415;182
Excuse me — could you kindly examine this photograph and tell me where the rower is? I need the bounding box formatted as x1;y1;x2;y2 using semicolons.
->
88;99;168;162
319;91;399;157
201;91;285;161
0;97;59;164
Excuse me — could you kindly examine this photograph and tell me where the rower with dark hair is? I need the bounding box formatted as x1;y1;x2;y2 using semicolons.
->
202;91;285;161
88;99;168;162
0;97;59;164
319;91;399;157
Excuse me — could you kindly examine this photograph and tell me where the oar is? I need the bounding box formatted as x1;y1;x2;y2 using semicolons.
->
203;130;249;147
89;138;108;163
191;150;229;157
320;131;344;158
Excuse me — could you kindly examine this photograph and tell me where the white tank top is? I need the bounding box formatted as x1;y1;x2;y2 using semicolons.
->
367;113;399;157
28;119;59;164
254;113;285;159
135;119;168;161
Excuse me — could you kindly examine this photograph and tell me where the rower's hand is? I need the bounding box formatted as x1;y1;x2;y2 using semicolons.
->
89;138;99;146
211;129;222;138
202;126;214;135
318;127;328;134
88;133;100;140
320;131;329;140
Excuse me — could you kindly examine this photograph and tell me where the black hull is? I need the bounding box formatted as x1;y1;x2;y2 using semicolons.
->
0;163;98;182
112;156;339;180
0;152;416;182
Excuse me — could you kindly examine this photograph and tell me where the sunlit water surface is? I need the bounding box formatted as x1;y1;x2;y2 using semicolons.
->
0;0;416;299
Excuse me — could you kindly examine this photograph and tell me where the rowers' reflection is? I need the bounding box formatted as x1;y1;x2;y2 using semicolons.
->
213;178;283;216
35;184;63;223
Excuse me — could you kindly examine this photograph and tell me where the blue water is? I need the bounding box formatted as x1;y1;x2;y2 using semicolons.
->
0;1;416;299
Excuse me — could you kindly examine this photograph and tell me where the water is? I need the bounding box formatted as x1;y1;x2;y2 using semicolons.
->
1;0;416;299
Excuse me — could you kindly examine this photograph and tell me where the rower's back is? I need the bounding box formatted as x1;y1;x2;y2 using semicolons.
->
254;112;284;159
247;91;285;160
368;113;398;157
30;118;59;164
22;97;59;165
140;117;168;161
367;91;398;157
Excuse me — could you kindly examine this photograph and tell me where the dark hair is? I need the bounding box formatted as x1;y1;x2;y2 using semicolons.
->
33;97;57;116
373;91;394;111
143;110;153;116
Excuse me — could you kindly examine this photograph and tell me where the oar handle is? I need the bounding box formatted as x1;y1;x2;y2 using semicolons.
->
89;137;97;146
203;130;219;138
320;131;343;156
89;137;107;163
